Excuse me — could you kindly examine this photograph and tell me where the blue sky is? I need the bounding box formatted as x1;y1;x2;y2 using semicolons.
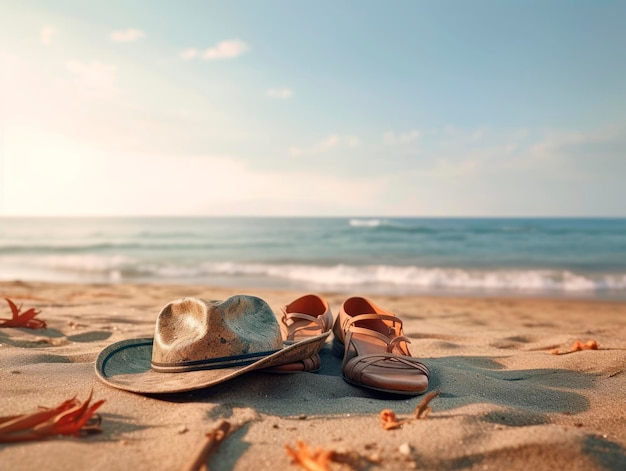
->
1;1;624;216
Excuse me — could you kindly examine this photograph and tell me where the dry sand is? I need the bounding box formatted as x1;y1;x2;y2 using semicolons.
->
1;280;625;470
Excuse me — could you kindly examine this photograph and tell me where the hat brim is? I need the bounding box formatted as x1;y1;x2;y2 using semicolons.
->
95;331;329;394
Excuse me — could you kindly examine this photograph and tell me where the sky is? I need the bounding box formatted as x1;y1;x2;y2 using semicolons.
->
0;0;625;217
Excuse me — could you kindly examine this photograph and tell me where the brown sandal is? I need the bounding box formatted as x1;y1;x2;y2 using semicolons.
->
265;294;333;373
332;296;429;395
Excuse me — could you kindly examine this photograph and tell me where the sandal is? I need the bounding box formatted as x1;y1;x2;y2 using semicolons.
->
332;296;429;395
265;294;333;373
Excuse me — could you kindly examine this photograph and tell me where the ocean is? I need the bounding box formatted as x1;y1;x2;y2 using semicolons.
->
0;217;625;299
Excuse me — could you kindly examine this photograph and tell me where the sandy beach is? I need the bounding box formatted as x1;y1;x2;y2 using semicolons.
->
1;280;625;470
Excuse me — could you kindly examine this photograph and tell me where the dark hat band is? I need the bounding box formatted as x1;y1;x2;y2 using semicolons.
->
151;348;281;373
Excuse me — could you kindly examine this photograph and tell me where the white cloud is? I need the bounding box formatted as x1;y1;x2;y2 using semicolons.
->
202;39;249;60
179;40;249;61
180;48;198;60
109;28;146;43
266;88;294;99
40;26;56;45
289;134;360;156
65;60;118;97
384;130;420;145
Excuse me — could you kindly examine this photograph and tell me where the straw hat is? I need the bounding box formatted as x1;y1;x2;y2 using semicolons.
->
95;295;329;394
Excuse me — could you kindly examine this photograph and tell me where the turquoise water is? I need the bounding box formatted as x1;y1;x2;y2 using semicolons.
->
0;217;625;298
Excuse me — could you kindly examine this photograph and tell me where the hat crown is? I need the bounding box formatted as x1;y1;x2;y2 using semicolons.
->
151;295;282;372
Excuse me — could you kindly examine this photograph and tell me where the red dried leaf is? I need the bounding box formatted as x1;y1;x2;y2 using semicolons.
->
0;298;46;329
0;392;105;443
36;391;105;436
0;398;77;436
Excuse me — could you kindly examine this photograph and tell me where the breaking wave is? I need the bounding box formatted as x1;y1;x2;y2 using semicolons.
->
1;254;625;295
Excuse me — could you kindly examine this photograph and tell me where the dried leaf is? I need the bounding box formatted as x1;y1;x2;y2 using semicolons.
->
414;390;441;419
379;390;441;432
380;409;410;430
285;440;335;471
182;420;231;471
551;339;599;355
0;298;46;329
0;391;104;443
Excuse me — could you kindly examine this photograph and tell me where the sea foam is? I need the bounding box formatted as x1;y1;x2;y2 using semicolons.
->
5;253;622;294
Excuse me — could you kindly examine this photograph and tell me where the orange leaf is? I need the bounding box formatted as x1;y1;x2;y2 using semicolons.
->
380;409;407;430
286;440;335;471
551;339;599;355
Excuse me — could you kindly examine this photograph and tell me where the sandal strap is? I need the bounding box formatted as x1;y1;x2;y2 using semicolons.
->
346;353;430;380
343;313;408;352
280;310;328;341
345;326;412;355
265;353;321;373
388;335;412;353
342;313;402;332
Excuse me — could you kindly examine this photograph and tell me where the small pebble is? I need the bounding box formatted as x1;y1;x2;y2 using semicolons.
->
398;443;412;456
